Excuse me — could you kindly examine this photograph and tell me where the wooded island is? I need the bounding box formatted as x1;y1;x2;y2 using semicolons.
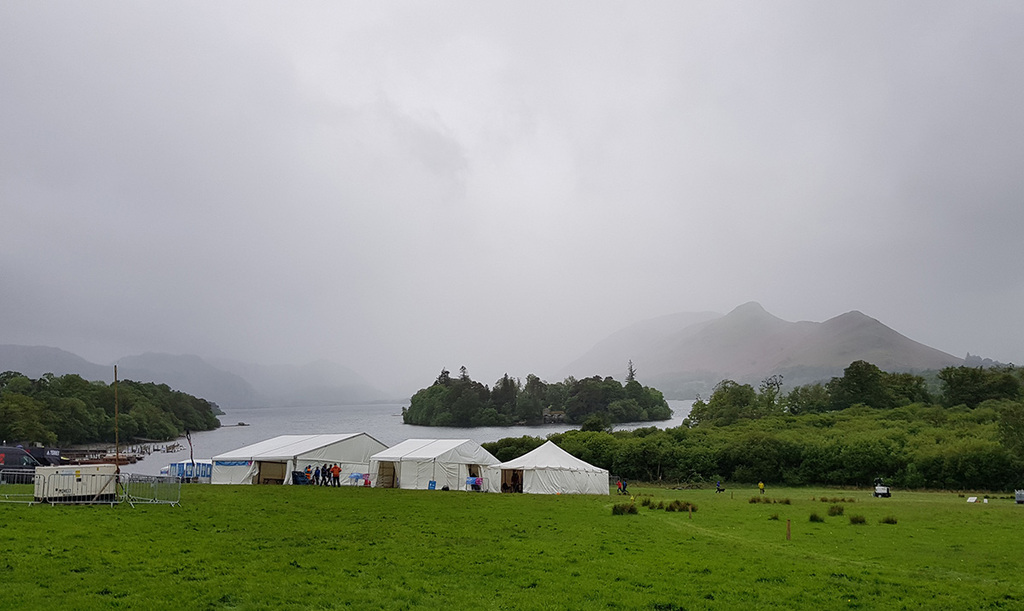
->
402;364;672;427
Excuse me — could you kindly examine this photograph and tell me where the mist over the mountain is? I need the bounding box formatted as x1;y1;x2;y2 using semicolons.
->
0;301;981;405
561;302;965;399
0;346;392;409
2;3;1023;393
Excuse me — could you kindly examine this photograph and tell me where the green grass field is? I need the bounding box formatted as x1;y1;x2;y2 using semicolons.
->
2;484;1022;609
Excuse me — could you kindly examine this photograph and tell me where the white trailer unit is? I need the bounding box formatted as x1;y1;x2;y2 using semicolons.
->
34;464;119;504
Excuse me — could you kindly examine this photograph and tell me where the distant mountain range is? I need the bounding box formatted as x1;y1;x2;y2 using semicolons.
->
561;302;966;399
0;345;391;408
1;302;975;406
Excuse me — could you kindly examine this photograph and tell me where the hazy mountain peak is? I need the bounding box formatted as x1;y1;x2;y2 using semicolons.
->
820;310;883;333
562;302;964;399
729;301;768;315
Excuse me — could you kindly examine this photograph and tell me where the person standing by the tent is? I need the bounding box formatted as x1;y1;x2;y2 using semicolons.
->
304;465;313;483
621;478;628;495
616;478;623;495
330;463;341;487
313;465;321;486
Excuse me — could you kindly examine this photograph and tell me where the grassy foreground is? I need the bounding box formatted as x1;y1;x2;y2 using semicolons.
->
2;484;1022;610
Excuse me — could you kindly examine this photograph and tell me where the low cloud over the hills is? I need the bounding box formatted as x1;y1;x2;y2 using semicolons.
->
562;302;964;398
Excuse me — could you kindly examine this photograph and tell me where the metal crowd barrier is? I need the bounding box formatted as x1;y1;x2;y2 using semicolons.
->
0;470;39;503
120;473;181;507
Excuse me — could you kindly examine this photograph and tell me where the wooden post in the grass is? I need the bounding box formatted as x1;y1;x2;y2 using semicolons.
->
786;520;791;540
688;504;692;519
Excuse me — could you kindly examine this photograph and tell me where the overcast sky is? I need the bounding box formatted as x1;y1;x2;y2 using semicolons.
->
2;2;1022;393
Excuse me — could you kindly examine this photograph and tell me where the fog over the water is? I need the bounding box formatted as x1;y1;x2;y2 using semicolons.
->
2;3;1023;395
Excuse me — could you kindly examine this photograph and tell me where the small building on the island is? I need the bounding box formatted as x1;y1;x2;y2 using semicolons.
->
369;438;499;491
211;433;386;485
542;407;566;423
486;440;609;495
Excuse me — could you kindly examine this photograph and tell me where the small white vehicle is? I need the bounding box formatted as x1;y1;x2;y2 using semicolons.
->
873;477;891;498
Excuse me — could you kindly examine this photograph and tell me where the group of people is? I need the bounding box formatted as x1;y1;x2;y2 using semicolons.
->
615;477;629;495
304;463;343;486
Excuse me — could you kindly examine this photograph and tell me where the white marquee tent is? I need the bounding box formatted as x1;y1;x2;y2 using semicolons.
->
487;440;609;495
369;438;498;491
211;433;386;485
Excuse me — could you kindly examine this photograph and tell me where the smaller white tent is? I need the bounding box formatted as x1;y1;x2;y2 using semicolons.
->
487;440;609;495
369;439;499;491
212;433;386;485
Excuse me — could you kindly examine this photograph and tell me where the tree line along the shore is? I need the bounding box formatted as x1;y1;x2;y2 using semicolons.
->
0;371;221;446
483;362;1024;491
402;363;672;427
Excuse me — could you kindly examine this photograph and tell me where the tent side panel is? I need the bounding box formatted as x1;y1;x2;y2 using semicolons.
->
212;461;258;485
522;468;610;495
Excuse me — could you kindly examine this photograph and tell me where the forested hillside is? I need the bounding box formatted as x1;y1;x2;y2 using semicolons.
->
0;371;220;446
485;362;1024;490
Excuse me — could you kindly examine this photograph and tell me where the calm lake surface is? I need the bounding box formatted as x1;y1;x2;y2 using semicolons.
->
124;400;694;476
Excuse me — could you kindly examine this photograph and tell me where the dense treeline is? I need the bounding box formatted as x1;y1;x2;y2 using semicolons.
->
0;371;221;446
483;362;1024;491
403;365;672;427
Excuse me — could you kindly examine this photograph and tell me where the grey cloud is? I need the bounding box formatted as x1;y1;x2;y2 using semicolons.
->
2;2;1023;395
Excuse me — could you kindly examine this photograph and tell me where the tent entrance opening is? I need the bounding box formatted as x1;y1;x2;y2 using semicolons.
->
378;462;397;488
257;461;287;485
501;469;524;493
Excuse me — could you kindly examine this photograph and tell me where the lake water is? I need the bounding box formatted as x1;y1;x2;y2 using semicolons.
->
123;400;694;476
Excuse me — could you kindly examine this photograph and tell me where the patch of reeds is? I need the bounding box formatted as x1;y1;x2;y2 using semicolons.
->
827;505;845;516
750;496;791;505
849;515;867;525
880;516;898;525
665;500;697;513
809;512;825;523
612;503;637;515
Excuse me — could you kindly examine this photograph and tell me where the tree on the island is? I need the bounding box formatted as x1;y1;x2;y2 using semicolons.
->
491;374;519;418
626;360;637;382
516;374;546;423
435;368;452;386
